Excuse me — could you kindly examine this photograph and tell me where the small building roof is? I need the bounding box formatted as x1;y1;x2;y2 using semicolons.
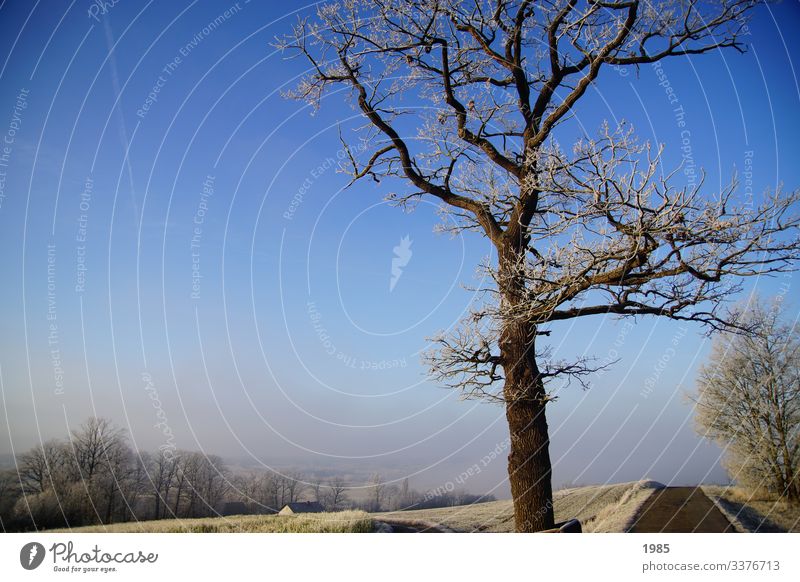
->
279;501;325;514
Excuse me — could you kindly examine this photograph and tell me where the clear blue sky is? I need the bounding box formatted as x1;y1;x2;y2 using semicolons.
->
0;0;798;496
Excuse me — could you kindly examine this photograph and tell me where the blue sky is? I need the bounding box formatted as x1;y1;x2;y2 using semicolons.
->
0;0;798;496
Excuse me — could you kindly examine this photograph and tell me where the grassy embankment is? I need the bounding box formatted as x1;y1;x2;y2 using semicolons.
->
702;486;800;532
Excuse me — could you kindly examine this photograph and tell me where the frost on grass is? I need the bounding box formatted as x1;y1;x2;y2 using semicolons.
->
51;484;672;533
52;511;373;533
582;480;664;533
702;486;798;533
376;481;663;532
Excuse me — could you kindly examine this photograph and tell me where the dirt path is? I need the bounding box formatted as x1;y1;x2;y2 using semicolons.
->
374;519;448;533
628;487;736;533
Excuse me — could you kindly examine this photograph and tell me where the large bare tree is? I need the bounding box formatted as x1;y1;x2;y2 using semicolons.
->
281;0;800;531
694;298;800;503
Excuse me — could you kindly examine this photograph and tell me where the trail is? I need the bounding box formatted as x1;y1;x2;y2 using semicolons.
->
375;519;449;533
628;487;736;533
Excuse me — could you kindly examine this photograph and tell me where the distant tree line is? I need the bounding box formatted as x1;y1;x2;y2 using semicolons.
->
0;418;228;530
227;471;493;515
0;417;494;531
344;473;494;514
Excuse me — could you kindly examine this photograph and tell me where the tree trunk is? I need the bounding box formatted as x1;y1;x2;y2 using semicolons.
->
173;480;183;516
154;483;163;520
105;485;116;524
498;245;555;532
501;329;555;532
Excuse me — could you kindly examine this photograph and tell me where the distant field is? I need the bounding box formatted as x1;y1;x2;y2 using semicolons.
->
376;480;663;533
53;510;373;533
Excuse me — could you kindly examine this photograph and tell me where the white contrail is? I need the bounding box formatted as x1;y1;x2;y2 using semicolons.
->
390;235;413;291
103;18;140;225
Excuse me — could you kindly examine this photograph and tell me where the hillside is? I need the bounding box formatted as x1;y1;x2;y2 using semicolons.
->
376;480;663;532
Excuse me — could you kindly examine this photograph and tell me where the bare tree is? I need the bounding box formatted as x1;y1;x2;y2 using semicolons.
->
123;454;150;520
146;449;178;519
3;419;245;528
195;454;230;516
64;418;132;524
17;440;67;494
281;0;800;530
369;473;387;512
174;451;207;517
170;452;195;517
68;417;126;482
310;477;324;506
694;298;800;503
259;473;282;512
96;440;134;523
397;477;411;509
231;471;261;513
279;470;307;506
326;476;349;511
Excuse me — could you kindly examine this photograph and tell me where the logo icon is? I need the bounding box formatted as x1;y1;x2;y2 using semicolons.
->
390;235;412;291
20;542;46;570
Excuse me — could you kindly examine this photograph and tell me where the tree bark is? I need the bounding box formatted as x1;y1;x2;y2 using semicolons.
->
105;485;116;524
505;388;554;532
499;245;555;532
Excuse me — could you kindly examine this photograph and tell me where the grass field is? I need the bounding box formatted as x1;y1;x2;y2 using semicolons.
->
702;486;800;533
53;510;373;533
376;480;663;532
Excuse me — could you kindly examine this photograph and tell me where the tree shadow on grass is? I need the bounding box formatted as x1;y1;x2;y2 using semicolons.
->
714;497;786;532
